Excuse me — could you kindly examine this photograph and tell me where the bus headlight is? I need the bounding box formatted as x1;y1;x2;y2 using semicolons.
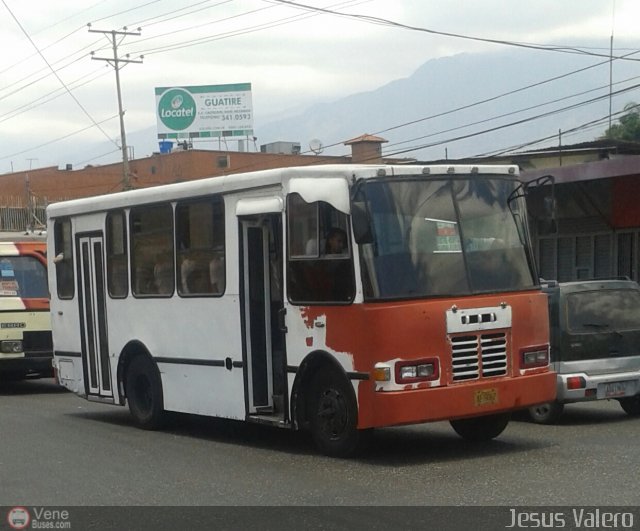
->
520;346;549;369
1;340;23;353
395;358;439;383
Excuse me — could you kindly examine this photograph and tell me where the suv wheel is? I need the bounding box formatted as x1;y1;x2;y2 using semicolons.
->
528;401;564;424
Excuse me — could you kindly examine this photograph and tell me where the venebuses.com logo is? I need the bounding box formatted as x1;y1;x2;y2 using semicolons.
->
6;507;71;529
6;507;30;530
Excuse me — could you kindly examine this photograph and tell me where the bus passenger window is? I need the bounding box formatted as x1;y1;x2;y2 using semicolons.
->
130;204;173;297
175;196;225;297
54;219;74;299
106;210;128;297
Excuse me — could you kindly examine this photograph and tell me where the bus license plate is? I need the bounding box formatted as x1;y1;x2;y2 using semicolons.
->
602;381;631;398
474;388;498;406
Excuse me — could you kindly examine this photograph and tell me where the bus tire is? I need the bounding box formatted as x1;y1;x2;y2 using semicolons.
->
528;401;564;424
619;395;640;416
125;355;166;430
450;413;510;441
308;367;362;457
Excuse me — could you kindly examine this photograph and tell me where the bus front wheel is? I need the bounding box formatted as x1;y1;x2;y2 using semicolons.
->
308;367;363;457
450;413;510;441
125;355;166;430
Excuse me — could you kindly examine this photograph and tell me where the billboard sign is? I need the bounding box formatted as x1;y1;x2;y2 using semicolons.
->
155;83;253;139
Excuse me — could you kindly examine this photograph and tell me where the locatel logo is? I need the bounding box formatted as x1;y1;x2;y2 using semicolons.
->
7;507;30;530
158;88;196;131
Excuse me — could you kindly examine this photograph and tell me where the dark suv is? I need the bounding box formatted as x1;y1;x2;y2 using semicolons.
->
529;278;640;423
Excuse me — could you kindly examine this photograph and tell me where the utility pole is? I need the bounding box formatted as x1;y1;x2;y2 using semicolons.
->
89;25;142;190
608;34;614;132
25;158;37;232
558;129;563;167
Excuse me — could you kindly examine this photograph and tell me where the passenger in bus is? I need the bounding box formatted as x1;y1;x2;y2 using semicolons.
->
324;227;347;255
153;253;174;294
305;238;319;256
180;257;196;293
179;256;214;294
209;256;225;294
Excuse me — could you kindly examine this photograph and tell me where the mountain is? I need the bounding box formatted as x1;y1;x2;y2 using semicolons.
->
254;46;639;161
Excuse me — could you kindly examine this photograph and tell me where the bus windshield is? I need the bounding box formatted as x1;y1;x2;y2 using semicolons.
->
0;256;48;298
356;176;537;299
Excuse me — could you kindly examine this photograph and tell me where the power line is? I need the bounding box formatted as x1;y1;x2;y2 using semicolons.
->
382;74;640;152
1;0;118;149
3;1;637;170
373;49;640;138
381;83;640;159
89;0;161;25
0;114;119;162
0;66;111;124
474;107;633;158
0;25;86;76
123;0;368;56
129;0;233;29
269;0;640;62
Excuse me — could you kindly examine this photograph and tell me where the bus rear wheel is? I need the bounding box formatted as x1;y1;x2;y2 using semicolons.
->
125;355;166;430
450;413;510;441
308;367;363;457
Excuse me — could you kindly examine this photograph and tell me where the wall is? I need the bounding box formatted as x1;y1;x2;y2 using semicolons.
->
0;149;349;202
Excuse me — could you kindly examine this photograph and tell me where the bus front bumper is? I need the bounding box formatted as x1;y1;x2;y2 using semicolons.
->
362;371;557;429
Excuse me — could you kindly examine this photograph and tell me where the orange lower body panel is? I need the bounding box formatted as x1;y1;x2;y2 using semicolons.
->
361;371;557;429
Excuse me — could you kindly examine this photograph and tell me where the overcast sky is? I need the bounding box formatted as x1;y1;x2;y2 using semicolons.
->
0;0;638;172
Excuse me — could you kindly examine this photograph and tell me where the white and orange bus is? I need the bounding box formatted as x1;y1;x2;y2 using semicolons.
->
0;233;53;381
47;164;555;456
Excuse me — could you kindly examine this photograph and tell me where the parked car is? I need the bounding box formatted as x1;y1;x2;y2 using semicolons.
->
529;278;640;423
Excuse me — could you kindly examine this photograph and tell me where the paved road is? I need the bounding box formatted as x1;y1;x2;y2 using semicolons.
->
1;378;639;506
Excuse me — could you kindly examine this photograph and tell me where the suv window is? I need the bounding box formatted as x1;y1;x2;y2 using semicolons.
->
566;288;640;333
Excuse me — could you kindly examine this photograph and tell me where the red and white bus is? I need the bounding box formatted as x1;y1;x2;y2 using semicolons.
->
0;233;53;381
47;164;555;456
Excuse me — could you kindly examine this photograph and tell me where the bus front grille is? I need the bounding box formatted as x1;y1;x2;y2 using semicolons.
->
450;332;508;381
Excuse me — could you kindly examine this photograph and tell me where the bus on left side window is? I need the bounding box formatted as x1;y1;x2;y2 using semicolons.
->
0;233;53;381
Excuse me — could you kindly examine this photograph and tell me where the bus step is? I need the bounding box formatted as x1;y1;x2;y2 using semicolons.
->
254;406;274;414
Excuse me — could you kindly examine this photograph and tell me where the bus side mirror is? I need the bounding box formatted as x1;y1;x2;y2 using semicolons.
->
351;201;373;244
523;174;557;236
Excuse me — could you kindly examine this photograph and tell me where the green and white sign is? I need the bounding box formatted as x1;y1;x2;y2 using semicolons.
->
155;83;253;139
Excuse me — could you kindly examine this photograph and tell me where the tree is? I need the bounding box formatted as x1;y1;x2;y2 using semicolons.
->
602;102;640;142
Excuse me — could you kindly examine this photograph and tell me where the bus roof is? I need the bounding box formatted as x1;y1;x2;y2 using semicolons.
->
46;163;520;219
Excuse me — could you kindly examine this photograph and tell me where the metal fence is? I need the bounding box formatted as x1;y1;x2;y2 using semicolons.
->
0;195;50;232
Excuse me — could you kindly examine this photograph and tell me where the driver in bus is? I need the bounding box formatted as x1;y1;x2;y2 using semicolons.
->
324;227;347;255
